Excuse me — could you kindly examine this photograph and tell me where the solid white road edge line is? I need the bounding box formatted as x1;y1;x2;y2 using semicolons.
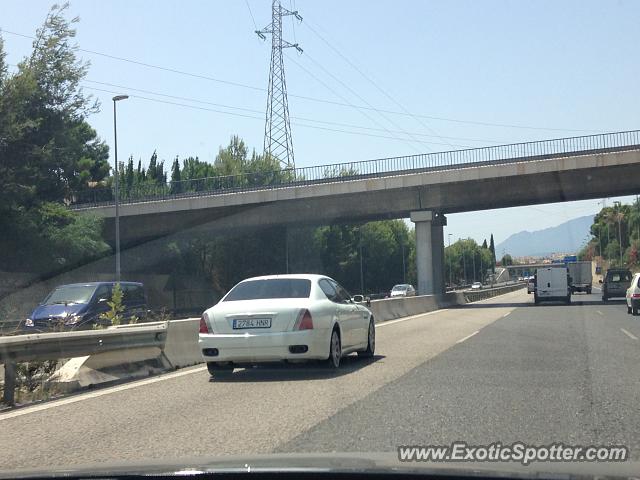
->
0;366;208;421
620;328;639;341
456;330;479;344
375;309;449;328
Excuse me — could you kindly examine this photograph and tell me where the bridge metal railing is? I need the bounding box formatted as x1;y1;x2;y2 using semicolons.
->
69;129;640;209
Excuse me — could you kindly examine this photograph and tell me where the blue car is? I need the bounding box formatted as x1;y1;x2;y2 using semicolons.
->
24;282;148;331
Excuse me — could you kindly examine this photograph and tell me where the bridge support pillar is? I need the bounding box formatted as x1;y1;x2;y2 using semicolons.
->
411;211;447;296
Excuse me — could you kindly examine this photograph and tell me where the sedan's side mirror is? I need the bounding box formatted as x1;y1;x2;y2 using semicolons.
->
352;295;364;303
98;298;108;303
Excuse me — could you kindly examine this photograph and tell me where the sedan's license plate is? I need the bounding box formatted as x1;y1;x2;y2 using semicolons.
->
232;318;271;329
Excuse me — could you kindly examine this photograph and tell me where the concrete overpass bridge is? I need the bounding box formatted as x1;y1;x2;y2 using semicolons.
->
71;130;640;296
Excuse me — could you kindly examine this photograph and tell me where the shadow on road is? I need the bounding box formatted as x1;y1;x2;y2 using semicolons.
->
208;354;385;383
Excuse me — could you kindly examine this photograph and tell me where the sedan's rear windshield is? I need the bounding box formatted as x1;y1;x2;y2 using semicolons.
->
223;279;312;301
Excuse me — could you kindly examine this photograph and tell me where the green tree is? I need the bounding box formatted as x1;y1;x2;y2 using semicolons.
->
182;156;217;180
445;238;493;285
125;156;134;194
500;254;514;266
0;5;111;274
100;283;124;327
605;242;621;266
215;135;248;176
0;35;7;86
147;151;158;183
489;234;496;273
629;197;640;241
170;157;182;194
136;159;146;183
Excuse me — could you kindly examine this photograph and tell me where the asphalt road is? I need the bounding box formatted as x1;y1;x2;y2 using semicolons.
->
2;286;639;472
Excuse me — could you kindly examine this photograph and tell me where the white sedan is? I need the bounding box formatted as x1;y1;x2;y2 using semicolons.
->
198;274;375;378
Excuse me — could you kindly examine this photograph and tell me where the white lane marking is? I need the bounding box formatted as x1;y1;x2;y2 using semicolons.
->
456;330;479;344
620;328;639;341
596;311;604;316
375;309;449;328
502;312;511;318
0;366;207;421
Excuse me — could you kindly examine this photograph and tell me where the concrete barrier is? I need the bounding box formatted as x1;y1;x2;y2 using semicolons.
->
369;293;456;323
368;283;525;323
162;317;201;368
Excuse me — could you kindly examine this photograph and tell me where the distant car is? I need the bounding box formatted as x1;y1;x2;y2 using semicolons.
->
198;274;375;378
601;268;632;301
471;282;482;290
24;282;148;331
625;272;640;315
389;284;416;297
527;277;535;294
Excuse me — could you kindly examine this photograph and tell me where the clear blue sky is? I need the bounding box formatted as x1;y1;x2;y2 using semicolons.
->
2;1;639;248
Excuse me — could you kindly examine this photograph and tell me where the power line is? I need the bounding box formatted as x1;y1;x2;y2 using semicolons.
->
83;78;504;142
286;53;424;153
1;29;265;93
289;0;297;45
244;0;258;30
301;51;431;151
82;85;473;148
1;28;599;133
303;19;455;148
6;63;504;143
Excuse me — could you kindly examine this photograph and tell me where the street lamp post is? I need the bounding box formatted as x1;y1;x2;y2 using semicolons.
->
614;201;623;265
448;233;452;288
460;238;466;285
401;241;406;284
598;224;602;258
359;241;364;295
472;250;476;282
112;95;129;282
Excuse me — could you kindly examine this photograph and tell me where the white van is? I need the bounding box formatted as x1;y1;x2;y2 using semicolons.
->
534;267;571;305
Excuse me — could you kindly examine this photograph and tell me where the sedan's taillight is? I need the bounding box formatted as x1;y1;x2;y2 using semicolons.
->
294;309;313;330
199;313;212;334
632;293;640;298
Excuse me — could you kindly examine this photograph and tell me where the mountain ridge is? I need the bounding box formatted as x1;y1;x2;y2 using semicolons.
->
496;215;595;257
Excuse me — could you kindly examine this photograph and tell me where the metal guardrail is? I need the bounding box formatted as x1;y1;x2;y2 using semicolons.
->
0;323;167;405
69;130;640;208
